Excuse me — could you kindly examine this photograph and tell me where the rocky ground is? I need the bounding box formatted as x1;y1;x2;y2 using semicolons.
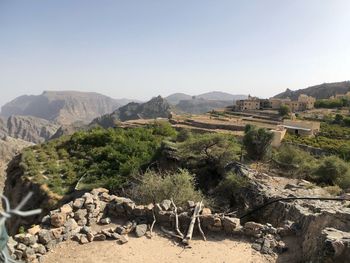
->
5;164;350;263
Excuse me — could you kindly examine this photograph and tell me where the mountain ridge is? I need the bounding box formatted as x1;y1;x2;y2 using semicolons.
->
1;90;135;125
274;81;350;100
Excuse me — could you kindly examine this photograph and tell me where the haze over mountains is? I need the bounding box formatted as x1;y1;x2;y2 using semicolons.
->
165;91;246;105
165;91;247;114
0;80;350;146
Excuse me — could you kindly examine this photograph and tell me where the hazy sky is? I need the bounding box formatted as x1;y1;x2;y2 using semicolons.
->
1;0;350;106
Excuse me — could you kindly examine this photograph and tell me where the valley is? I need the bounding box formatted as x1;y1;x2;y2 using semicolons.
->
1;82;350;263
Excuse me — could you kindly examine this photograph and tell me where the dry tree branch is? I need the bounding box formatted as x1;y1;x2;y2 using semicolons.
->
170;198;184;238
182;200;202;246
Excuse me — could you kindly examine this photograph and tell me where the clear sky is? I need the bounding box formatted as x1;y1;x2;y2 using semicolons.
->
1;0;349;106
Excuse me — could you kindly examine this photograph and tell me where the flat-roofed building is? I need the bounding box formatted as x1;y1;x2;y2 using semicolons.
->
234;94;315;112
282;119;320;136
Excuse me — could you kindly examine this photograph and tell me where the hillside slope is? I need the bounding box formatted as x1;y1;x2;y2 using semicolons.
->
274;81;350;100
91;96;171;128
175;99;233;114
165;93;192;104
1;91;133;125
196;91;246;101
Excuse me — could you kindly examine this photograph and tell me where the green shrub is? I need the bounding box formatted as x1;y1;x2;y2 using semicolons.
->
314;156;350;189
243;125;273;160
278;105;290;117
176;129;193;142
214;172;248;206
273;145;319;179
131;169;203;206
149;120;177;138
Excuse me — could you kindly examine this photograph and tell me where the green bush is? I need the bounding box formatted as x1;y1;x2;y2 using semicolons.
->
243;125;273;160
314;156;350;189
278;105;291;117
273;145;319;179
214;172;248;206
149;120;177;138
176;129;193;142
131;169;203;206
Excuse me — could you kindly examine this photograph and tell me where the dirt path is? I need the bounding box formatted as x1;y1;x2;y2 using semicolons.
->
41;232;275;263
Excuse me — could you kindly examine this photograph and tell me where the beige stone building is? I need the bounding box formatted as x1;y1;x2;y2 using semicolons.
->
235;95;261;111
235;94;315;112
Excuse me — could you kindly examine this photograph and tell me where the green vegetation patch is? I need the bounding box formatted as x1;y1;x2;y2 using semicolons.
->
20;122;176;195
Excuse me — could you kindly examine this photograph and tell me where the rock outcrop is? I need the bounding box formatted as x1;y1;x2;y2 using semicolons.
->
1;91;133;125
7;115;60;144
227;162;350;263
91;96;172;128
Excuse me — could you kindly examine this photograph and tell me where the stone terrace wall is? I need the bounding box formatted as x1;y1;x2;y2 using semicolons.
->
8;188;287;263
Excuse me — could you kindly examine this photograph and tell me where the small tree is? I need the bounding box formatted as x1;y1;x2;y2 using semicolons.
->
178;133;240;169
131;169;203;206
243;125;273;160
178;133;241;191
278;105;291;117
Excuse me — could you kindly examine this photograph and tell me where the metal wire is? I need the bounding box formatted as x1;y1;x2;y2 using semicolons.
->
0;192;42;263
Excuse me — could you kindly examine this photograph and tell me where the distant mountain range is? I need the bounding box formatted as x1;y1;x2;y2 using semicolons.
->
165;91;247;114
165;91;246;105
0;91;136;125
274;81;350;100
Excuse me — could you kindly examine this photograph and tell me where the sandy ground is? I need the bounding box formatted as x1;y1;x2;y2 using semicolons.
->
41;232;275;263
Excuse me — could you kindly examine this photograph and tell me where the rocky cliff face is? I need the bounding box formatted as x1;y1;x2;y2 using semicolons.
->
7;115;60;144
91;96;172;128
1;91;133;125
